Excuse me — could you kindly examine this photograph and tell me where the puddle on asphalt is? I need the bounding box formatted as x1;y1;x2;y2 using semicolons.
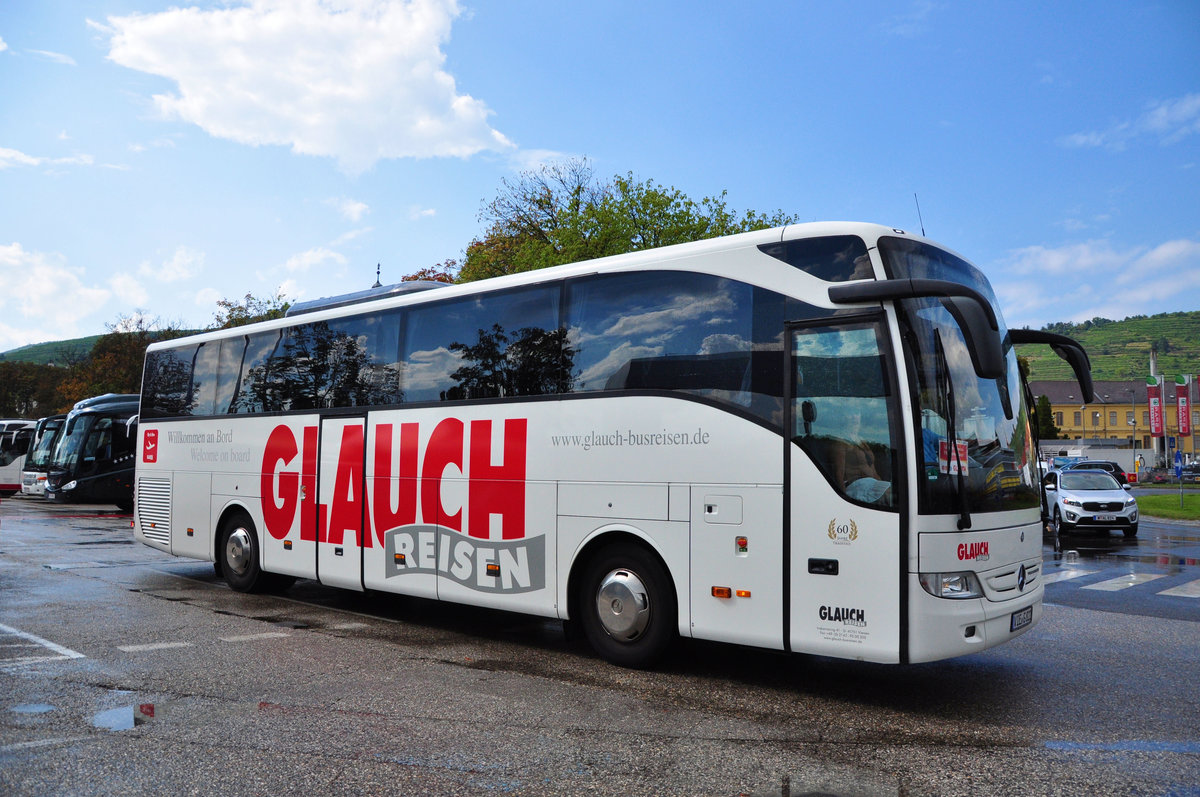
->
92;706;136;731
92;703;155;731
11;704;55;714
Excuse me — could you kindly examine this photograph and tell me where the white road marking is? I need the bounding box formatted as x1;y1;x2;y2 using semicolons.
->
0;621;85;661
1082;573;1168;592
118;641;195;652
1158;579;1200;598
1041;570;1096;584
219;632;291;643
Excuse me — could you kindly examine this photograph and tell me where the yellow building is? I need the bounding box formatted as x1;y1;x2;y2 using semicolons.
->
1029;379;1198;464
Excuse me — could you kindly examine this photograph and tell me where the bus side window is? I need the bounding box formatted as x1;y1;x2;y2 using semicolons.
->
142;345;198;418
791;322;897;508
230;330;281;414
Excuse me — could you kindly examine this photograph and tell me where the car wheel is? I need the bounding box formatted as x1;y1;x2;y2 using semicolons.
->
1053;507;1074;536
578;542;676;669
1123;523;1138;539
219;511;265;593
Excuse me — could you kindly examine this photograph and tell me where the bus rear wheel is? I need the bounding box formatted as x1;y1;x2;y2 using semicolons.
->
578;543;676;669
219;512;265;593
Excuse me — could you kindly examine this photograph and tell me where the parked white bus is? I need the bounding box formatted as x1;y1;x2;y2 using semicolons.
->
133;222;1091;667
0;420;37;494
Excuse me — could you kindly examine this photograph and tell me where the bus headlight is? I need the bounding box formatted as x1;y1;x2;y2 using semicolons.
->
62;480;77;491
919;571;984;599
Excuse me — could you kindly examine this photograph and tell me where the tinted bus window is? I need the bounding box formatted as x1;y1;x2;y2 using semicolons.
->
231;330;282;414
400;285;563;402
758;235;871;281
142;345;199;418
270;310;402;410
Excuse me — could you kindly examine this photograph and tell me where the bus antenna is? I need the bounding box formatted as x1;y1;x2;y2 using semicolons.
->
913;193;926;236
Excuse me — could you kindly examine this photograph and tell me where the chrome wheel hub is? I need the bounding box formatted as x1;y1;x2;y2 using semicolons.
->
596;568;649;641
225;528;253;576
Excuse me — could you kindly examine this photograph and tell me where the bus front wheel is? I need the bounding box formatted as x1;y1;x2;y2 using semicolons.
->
219;512;265;593
578;543;676;669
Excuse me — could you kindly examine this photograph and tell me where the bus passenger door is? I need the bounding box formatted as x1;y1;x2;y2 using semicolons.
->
786;319;903;663
318;416;367;591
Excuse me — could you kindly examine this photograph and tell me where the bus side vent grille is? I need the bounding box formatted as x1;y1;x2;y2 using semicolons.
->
137;478;171;545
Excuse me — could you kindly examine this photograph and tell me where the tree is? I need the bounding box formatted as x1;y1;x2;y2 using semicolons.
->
212;290;290;329
457;158;797;282
1034;395;1062;441
402;260;458;283
0;361;64;417
57;314;185;407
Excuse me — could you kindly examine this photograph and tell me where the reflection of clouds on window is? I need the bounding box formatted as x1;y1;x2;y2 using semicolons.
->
402;345;463;396
699;333;750;355
578;341;663;389
792;327;876;358
645;328;684;346
602;291;734;340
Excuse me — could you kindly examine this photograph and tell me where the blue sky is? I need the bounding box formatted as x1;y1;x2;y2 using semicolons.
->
1;0;1198;353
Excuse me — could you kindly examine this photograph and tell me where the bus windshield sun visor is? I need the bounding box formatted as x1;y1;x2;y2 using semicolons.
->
1008;329;1094;403
828;279;1005;380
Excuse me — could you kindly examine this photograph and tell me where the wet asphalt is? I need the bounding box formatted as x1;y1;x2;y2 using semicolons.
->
1;495;1198;796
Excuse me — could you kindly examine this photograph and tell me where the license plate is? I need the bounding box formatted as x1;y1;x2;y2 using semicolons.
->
1010;606;1033;633
1096;514;1116;522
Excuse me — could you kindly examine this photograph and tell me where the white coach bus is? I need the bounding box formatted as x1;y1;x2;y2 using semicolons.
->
133;222;1091;668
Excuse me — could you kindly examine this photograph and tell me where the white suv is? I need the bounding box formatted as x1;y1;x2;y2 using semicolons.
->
1043;469;1139;538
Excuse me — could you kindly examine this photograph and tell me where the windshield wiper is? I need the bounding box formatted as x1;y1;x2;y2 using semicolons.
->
935;330;971;530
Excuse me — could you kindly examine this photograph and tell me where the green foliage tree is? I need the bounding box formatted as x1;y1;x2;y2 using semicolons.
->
458;158;797;282
1034;394;1062;440
0;361;65;417
212;290;290;329
57;314;185;407
402;260;458;283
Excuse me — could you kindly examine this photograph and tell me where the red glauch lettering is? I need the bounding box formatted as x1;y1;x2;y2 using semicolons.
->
259;418;529;546
957;542;989;561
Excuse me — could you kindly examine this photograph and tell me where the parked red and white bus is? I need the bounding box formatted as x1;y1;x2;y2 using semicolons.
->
0;420;37;494
133;222;1091;667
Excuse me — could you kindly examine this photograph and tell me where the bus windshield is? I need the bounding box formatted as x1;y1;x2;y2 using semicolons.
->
51;415;96;471
879;236;1039;516
27;419;64;470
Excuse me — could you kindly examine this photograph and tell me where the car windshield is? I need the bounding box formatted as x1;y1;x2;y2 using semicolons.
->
1060;472;1121;491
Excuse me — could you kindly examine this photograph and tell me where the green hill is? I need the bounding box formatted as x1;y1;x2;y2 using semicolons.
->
0;335;102;366
1016;311;1200;381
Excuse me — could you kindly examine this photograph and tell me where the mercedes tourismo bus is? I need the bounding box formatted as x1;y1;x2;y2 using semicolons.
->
45;394;139;510
133;222;1091;667
20;413;67;496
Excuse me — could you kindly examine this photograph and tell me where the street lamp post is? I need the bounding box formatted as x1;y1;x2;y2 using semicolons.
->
1129;388;1139;480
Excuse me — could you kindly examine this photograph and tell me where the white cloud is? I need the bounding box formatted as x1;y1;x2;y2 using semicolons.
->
0;243;110;349
992;236;1200;328
1059;93;1200;151
328;197;369;222
330;227;372;246
138;246;205;282
0;36;8;53
283;246;347;273
195;287;221;308
102;0;514;173
108;272;150;306
0;146;94;170
29;49;77;66
408;205;436;220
